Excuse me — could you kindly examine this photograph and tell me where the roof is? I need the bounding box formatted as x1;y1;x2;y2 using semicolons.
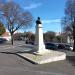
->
2;32;10;37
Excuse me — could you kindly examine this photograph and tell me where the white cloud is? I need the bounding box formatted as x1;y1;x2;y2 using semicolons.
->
6;0;13;2
42;19;61;24
24;3;42;10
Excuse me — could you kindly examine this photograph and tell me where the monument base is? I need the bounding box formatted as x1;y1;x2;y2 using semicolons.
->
33;49;52;55
33;44;46;54
17;49;66;64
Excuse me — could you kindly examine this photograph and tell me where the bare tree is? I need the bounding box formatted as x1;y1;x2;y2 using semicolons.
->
0;2;33;45
61;0;75;51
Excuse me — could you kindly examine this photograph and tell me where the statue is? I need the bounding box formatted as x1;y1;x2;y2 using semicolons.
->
36;17;42;24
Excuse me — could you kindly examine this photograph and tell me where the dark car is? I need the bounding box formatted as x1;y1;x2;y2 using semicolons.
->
29;41;34;45
57;44;65;49
45;43;57;50
26;41;34;45
57;43;73;51
0;38;7;44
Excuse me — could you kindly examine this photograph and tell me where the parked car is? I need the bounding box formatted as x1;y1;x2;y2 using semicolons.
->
45;43;57;50
57;44;65;49
26;41;34;45
57;43;73;51
0;38;7;44
29;41;34;45
64;44;73;51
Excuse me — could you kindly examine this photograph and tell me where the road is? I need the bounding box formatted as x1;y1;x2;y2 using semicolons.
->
0;41;75;75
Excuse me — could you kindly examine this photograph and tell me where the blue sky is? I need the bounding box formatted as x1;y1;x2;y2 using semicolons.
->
4;0;66;33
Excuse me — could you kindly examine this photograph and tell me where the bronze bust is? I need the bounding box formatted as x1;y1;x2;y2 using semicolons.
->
36;17;42;24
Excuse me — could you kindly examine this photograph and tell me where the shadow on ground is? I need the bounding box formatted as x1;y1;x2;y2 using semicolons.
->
18;45;33;48
66;56;75;66
0;50;38;64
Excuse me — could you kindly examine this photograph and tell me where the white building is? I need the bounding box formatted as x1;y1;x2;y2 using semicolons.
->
1;32;11;41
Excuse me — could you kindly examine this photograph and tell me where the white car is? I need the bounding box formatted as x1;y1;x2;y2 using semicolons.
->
69;46;73;51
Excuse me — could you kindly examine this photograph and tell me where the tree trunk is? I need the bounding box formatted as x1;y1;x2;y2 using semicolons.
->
73;39;75;51
11;33;14;45
72;23;75;51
